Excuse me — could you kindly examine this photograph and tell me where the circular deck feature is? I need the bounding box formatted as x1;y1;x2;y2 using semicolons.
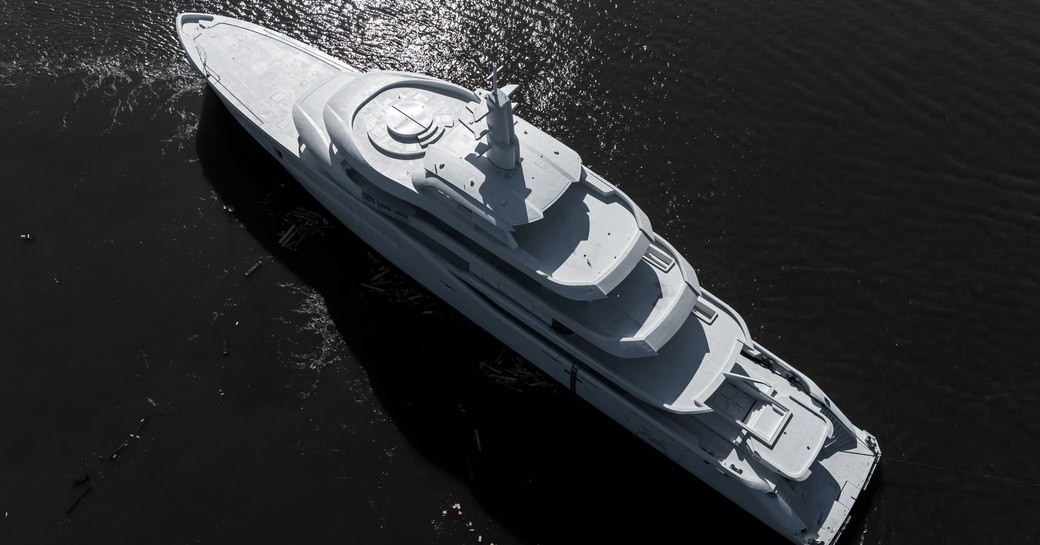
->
386;100;433;139
365;93;446;159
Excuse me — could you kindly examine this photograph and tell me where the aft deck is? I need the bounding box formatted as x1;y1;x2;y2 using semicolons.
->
590;294;746;412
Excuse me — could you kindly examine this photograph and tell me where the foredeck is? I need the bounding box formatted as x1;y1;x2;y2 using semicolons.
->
178;13;348;150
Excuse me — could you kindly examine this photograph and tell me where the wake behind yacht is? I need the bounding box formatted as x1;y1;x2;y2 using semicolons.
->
177;13;880;545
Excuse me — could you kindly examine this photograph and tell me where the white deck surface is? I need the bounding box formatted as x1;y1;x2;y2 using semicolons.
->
513;181;645;286
182;16;343;150
598;297;743;412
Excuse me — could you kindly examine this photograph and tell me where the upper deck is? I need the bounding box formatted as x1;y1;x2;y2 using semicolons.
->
316;71;659;301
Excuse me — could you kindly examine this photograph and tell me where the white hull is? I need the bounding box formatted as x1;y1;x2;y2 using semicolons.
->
179;13;879;545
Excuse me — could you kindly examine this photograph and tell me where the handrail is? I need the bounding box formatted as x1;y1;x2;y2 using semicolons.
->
700;288;754;349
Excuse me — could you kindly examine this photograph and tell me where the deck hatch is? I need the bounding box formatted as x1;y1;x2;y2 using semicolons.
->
643;245;675;272
693;298;718;324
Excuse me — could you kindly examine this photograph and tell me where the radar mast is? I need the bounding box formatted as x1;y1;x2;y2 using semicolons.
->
484;65;520;169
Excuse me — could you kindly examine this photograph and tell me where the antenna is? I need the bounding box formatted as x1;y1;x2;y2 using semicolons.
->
483;64;520;169
488;65;504;98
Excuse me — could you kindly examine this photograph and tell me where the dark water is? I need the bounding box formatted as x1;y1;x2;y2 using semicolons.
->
2;1;1039;543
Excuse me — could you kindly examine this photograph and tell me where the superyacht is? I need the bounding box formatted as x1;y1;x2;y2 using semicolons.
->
177;13;880;545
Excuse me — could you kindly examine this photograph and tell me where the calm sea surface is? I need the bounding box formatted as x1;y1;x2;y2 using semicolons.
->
2;1;1039;543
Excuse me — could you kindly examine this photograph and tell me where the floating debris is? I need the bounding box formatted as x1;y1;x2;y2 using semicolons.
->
65;485;92;516
360;254;441;311
108;439;129;461
278;224;298;246
442;501;493;544
243;261;262;277
19;233;34;241
478;349;557;393
107;417;150;461
278;207;332;250
221;337;229;357
371;267;392;282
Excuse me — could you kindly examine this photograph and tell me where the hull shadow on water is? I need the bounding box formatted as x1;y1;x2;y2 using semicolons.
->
195;88;788;544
